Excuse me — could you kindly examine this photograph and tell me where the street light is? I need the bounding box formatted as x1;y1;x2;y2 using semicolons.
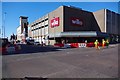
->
3;12;6;38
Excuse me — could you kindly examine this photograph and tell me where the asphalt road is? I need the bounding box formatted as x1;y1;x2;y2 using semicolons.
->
19;44;61;54
2;44;119;78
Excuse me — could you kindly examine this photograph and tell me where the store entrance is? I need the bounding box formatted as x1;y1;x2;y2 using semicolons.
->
55;37;107;44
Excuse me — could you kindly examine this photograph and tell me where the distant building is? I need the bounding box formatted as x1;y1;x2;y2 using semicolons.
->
28;14;49;44
27;5;120;45
17;26;21;41
17;16;28;42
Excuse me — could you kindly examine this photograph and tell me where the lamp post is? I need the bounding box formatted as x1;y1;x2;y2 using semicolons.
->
3;12;6;38
0;29;1;37
2;15;3;38
2;26;3;38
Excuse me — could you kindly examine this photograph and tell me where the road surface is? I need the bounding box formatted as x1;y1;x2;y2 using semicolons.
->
2;44;119;78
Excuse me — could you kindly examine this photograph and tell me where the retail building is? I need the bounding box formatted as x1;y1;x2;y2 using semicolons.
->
27;5;120;45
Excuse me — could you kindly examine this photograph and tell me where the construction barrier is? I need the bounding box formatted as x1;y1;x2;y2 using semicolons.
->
86;43;105;47
70;43;79;48
54;43;87;48
86;42;95;47
54;43;64;47
54;42;105;48
79;43;87;47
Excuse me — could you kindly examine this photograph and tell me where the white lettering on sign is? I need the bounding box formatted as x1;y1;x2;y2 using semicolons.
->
72;19;83;25
71;17;83;26
51;20;59;26
51;17;59;28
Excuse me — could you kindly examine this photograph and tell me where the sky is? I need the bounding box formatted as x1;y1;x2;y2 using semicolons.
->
1;0;120;2
1;2;119;39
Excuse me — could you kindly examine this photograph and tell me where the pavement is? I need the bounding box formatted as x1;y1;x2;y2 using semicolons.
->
2;44;119;78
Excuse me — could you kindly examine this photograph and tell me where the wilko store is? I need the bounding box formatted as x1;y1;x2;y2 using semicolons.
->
28;5;120;46
51;17;59;28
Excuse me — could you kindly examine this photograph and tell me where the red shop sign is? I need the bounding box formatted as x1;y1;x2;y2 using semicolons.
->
71;17;83;26
51;17;59;28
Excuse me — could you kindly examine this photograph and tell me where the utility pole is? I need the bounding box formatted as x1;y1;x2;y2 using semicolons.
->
0;28;1;38
3;12;6;38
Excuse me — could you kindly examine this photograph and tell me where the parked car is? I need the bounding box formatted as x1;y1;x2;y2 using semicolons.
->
0;38;21;55
5;44;21;54
0;38;9;54
26;39;34;45
34;42;40;45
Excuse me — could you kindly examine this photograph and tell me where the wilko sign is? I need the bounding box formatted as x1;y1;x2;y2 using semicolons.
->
71;17;83;26
51;17;59;28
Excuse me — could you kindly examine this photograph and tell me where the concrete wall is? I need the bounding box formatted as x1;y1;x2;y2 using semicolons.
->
93;9;105;32
106;9;119;35
64;6;101;32
48;6;64;34
93;9;120;43
93;9;120;35
48;6;64;45
118;14;120;35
